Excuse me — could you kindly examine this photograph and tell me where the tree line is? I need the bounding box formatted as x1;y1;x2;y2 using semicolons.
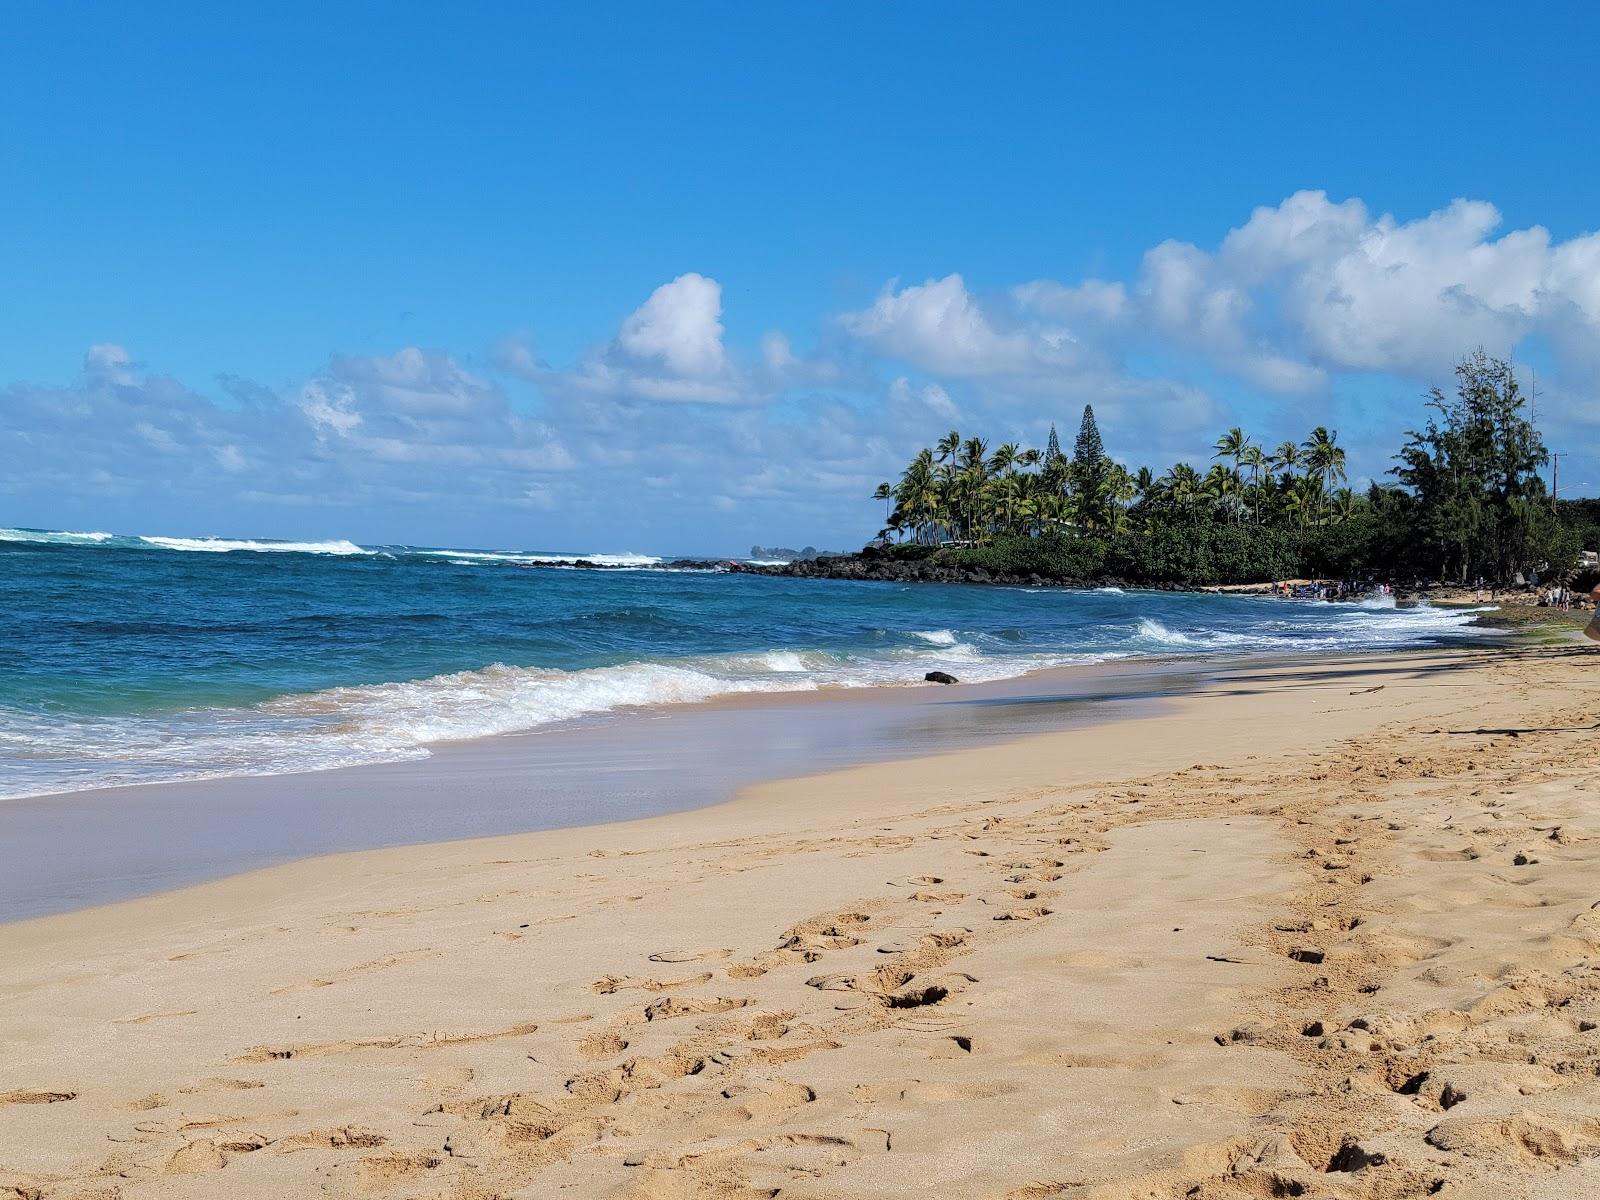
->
870;351;1587;587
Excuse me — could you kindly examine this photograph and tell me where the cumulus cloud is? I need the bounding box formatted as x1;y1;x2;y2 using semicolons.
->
514;273;754;405
1082;191;1600;392
841;273;1091;379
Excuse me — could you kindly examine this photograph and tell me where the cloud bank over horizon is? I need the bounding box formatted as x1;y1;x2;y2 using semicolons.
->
5;191;1598;553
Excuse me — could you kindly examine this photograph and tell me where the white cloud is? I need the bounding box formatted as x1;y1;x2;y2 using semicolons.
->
298;348;572;473
616;273;727;378
841;273;1080;378
1128;191;1600;386
524;272;754;406
85;343;137;386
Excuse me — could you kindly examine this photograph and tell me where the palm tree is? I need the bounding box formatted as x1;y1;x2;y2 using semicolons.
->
1270;441;1303;482
1203;463;1246;521
1163;462;1203;510
1303;426;1347;489
1214;427;1251;475
1134;465;1158;501
1105;463;1137;533
1329;486;1357;523
988;442;1020;478
893;449;942;543
1239;443;1266;486
1283;474;1326;528
959;436;989;473
1239;443;1268;522
873;481;893;524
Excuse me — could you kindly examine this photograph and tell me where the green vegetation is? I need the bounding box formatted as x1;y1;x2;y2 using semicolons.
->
871;351;1588;587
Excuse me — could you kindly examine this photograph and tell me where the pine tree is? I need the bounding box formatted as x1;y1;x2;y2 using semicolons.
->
1073;405;1103;469
1043;423;1062;465
1071;405;1111;529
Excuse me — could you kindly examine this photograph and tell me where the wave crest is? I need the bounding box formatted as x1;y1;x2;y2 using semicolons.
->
0;527;115;545
140;536;368;555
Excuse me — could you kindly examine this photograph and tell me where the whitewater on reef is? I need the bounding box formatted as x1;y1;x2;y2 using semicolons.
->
0;525;1490;800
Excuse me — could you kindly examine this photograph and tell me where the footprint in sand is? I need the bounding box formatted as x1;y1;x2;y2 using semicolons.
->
648;948;732;963
642;995;752;1021
0;1089;77;1105
994;906;1053;921
576;1032;630;1059
591;971;712;994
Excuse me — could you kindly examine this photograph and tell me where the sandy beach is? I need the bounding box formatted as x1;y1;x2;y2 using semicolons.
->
5;641;1600;1199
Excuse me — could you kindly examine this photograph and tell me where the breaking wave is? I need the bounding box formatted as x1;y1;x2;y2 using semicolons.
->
139;536;369;555
0;527;115;545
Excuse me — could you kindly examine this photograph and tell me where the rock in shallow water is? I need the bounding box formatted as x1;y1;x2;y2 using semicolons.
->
925;671;959;685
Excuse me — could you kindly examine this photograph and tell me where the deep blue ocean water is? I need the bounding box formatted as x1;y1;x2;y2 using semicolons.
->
0;526;1487;799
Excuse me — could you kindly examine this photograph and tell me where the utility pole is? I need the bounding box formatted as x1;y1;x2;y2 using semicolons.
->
1552;452;1568;507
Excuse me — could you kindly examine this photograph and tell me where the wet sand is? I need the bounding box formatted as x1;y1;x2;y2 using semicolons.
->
0;657;1218;921
4;642;1600;1199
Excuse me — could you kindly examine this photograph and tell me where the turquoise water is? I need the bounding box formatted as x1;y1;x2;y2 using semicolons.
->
0;526;1485;799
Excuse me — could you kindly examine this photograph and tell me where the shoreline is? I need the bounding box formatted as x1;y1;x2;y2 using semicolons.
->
0;654;1210;922
7;641;1600;1198
0;620;1505;924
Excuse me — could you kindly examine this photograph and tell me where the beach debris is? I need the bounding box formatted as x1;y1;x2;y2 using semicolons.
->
924;670;959;684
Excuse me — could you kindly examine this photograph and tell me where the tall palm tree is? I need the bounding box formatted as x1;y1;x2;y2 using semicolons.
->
1239;443;1268;522
1134;465;1157;501
1214;427;1250;475
1270;441;1303;481
1303;426;1347;489
988;442;1020;478
873;481;893;524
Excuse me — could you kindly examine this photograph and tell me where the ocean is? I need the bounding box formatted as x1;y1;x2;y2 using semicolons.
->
0;525;1487;802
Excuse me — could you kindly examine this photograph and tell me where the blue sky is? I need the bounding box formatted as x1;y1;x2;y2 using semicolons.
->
3;2;1598;554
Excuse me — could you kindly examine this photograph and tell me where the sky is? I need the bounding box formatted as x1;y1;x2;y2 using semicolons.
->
2;1;1598;555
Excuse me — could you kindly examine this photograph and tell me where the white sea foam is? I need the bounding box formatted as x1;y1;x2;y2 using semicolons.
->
1095;586;1125;593
523;552;664;567
414;548;664;567
1135;617;1200;646
0;636;1112;800
911;629;959;645
140;536;369;555
0;527;116;545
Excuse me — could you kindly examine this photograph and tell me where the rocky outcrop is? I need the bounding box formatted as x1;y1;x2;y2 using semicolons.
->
724;554;1190;591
